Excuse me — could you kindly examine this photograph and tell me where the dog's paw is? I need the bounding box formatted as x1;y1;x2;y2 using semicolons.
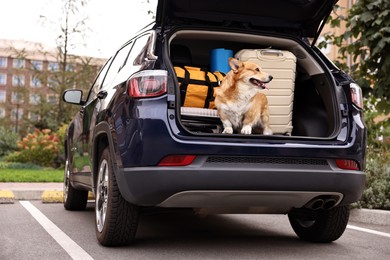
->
241;125;252;135
222;127;233;134
263;127;273;135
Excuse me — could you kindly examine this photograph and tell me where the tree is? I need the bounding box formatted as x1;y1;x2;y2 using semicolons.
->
3;0;102;134
41;0;94;125
143;0;157;19
0;126;19;157
321;0;390;113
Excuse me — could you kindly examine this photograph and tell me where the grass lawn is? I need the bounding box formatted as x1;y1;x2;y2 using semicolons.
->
0;168;63;182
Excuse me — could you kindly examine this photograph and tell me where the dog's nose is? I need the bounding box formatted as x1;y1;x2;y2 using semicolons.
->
269;75;273;81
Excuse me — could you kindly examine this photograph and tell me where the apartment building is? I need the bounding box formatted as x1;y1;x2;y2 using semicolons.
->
0;39;104;132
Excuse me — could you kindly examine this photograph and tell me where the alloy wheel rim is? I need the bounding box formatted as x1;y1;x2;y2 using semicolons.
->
63;159;70;203
96;159;109;233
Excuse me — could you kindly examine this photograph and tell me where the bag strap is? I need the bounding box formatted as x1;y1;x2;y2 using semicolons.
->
202;68;214;108
178;66;190;106
206;71;226;105
177;66;221;84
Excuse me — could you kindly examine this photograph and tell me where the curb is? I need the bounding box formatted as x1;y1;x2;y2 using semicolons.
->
0;190;14;204
0;190;94;204
41;190;64;203
349;208;390;226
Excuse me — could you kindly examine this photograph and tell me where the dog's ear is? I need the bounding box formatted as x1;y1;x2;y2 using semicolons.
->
228;58;242;73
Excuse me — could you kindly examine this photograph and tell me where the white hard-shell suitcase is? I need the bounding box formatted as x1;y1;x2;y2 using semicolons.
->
235;49;297;135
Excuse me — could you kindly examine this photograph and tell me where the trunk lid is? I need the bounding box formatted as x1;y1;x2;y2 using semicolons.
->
156;0;337;41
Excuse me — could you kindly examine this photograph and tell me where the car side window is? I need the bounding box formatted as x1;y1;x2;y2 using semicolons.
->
111;33;153;85
85;58;112;104
101;42;134;90
127;34;150;67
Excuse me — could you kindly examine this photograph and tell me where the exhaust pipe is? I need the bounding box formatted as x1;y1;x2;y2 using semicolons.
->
305;199;324;210
304;196;339;210
323;199;337;210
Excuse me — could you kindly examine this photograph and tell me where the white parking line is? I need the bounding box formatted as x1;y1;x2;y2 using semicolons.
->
20;201;94;260
347;224;390;238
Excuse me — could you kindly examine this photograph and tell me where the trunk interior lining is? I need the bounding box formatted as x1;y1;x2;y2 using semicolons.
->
169;30;339;138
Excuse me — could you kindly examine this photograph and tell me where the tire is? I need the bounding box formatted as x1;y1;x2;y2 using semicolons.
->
63;157;88;211
95;147;139;246
288;205;350;243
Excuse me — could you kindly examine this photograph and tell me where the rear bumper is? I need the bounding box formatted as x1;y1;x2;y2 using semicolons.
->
113;105;366;213
116;156;365;212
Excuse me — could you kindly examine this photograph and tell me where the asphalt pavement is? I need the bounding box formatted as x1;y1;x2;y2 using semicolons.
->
1;182;389;226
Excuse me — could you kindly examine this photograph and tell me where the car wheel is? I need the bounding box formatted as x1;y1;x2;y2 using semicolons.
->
288;205;350;243
63;157;88;210
95;147;139;246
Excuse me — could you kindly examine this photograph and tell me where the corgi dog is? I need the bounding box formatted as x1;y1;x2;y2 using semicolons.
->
215;58;273;135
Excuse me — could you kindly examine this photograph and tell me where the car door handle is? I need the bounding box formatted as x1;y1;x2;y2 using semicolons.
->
97;90;108;99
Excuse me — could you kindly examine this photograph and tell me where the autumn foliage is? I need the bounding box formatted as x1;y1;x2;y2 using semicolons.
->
5;128;60;167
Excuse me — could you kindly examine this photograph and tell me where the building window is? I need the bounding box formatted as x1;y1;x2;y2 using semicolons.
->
48;62;59;71
65;64;74;71
0;91;6;103
13;58;25;69
31;60;43;71
0;108;5;118
31;76;42;88
48;76;59;88
0;57;7;68
12;75;25;86
47;94;58;104
11;92;24;104
29;112;40;122
0;73;6;85
29;93;41;105
11;108;23;121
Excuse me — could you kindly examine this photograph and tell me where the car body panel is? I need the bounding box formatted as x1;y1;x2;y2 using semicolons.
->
115;159;365;209
156;0;337;38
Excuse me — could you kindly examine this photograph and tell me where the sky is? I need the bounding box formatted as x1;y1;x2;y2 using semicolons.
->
0;0;157;58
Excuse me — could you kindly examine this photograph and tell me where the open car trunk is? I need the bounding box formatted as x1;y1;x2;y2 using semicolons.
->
169;30;340;139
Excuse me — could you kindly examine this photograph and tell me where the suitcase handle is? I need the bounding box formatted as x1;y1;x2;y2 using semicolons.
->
256;49;286;61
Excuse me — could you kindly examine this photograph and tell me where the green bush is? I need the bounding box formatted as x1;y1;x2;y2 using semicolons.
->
5;128;60;167
0;161;42;169
353;97;390;210
355;155;390;210
0;127;19;157
54;123;68;165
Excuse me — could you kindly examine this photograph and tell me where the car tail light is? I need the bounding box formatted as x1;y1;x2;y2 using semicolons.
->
158;155;196;166
336;159;359;170
128;70;167;98
350;83;363;109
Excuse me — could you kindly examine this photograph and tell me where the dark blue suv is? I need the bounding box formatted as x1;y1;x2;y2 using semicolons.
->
62;0;366;246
